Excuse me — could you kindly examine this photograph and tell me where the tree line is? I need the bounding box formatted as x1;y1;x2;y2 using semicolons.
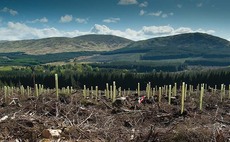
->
0;64;230;90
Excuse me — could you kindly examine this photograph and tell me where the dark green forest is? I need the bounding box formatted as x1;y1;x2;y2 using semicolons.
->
0;64;230;90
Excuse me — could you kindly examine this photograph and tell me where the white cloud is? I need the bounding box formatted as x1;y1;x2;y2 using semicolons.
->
103;18;120;23
148;11;162;17
59;15;73;23
76;18;88;24
139;10;146;16
39;17;48;23
91;24;114;34
177;4;182;8
0;22;216;41
174;27;193;34
118;0;138;5
197;3;203;7
162;14;168;18
90;24;142;40
142;26;215;37
196;28;215;35
0;22;88;40
125;28;142;38
27;17;48;23
90;24;215;40
139;1;148;7
206;30;215;34
142;26;174;35
1;7;18;16
5;22;62;40
148;11;173;18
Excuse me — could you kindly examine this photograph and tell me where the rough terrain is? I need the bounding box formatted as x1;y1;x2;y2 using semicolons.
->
0;89;230;142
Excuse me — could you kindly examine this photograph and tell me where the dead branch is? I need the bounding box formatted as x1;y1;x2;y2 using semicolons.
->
216;119;230;125
77;112;93;127
75;127;94;142
101;100;113;109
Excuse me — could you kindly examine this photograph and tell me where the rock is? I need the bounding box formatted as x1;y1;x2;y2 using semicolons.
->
42;129;62;139
112;97;126;108
0;115;8;122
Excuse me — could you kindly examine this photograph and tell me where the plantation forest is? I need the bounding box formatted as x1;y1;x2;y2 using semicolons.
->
1;64;230;90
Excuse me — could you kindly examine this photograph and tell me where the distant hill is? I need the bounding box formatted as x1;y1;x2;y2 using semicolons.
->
84;33;230;67
1;33;230;69
105;33;230;56
0;41;8;43
0;34;133;55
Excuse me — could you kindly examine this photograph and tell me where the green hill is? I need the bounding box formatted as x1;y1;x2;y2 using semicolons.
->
0;34;133;55
93;33;230;66
105;32;230;56
1;33;230;69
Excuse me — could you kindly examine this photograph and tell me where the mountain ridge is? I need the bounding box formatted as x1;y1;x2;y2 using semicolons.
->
102;33;230;56
1;32;230;67
81;33;230;67
0;34;133;55
0;33;229;55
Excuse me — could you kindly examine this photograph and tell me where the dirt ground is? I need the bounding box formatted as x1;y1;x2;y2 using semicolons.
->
0;89;230;142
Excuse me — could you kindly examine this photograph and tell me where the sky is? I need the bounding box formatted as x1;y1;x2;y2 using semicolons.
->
0;0;229;41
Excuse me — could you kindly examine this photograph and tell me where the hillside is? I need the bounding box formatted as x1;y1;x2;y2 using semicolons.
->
84;33;230;66
0;34;133;55
74;33;230;71
1;33;230;70
105;33;230;55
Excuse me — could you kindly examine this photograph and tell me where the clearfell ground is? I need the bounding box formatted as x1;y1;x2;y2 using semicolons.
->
0;88;229;142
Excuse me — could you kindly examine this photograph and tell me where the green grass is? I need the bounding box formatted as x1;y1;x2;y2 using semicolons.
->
79;53;144;62
0;66;12;71
0;52;100;66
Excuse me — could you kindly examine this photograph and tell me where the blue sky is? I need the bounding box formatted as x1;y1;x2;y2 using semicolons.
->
0;0;229;41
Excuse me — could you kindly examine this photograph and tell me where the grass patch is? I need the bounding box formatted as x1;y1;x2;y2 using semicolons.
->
0;66;12;71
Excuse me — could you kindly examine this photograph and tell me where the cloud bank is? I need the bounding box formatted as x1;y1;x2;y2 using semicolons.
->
0;22;215;41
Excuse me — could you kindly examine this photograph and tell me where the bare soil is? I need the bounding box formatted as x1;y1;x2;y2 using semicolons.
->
0;90;230;142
